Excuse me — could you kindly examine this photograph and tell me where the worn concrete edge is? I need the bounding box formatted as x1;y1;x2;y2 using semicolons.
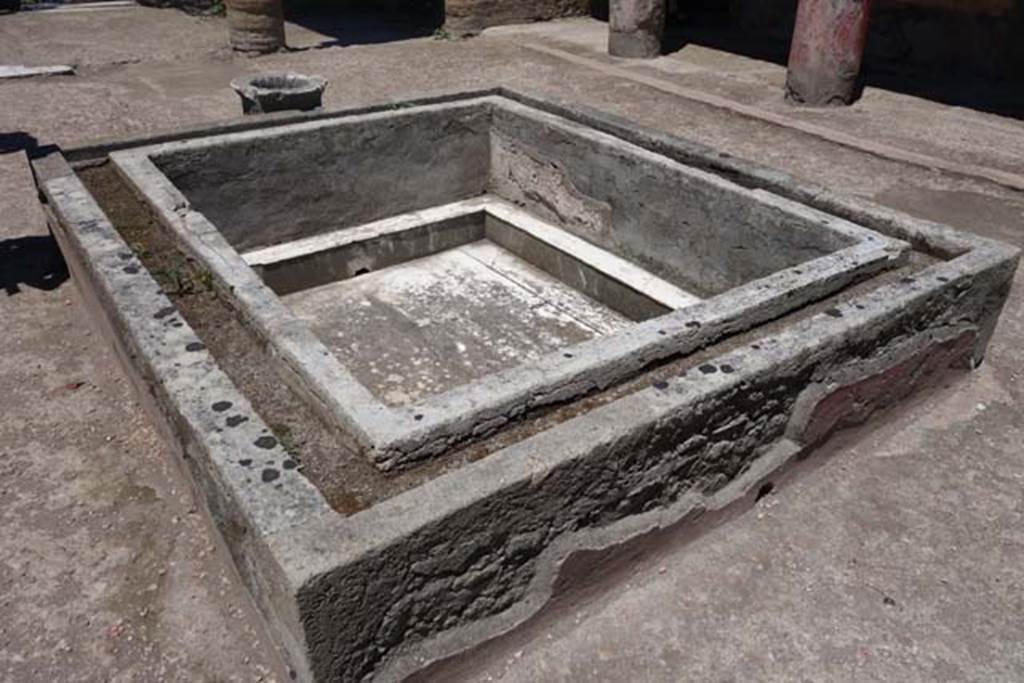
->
245;195;702;311
29;148;330;681
383;437;806;682
107;151;387;452
271;240;1016;681
136;98;491;163
242;196;495;266
491;96;885;248
482;199;701;309
62;86;507;165
108;93;910;472
289;253;1016;579
519;42;1024;194
397;239;904;457
61;83;1016;264
490;87;1021;262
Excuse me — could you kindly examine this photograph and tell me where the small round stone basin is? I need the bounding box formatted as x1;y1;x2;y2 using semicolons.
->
230;72;328;115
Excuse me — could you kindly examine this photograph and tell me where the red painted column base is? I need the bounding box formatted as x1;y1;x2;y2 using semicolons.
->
785;0;872;106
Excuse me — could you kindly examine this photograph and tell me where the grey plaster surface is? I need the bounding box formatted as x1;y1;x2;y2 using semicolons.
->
283;240;630;405
2;8;1024;683
111;94;908;471
150;101;492;253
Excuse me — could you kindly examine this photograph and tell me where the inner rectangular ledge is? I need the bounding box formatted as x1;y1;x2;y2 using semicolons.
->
110;94;909;471
244;198;701;405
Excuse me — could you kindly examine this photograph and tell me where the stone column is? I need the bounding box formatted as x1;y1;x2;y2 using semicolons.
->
785;0;872;106
609;0;665;59
226;0;285;54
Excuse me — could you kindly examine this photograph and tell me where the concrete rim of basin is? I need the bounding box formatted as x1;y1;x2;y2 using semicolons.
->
230;72;328;114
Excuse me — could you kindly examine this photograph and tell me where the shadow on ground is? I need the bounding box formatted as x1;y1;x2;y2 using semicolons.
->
0;235;69;296
285;2;442;50
0;132;40;156
0;132;67;295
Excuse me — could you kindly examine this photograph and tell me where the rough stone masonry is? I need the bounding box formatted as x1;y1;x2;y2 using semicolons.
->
31;89;1018;681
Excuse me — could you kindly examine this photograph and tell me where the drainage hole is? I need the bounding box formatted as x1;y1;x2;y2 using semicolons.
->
756;482;775;501
353;267;371;276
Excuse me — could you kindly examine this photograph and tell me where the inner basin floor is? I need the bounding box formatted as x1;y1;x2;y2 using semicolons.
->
281;240;632;406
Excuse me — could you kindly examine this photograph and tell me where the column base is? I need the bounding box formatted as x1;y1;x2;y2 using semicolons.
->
608;30;661;58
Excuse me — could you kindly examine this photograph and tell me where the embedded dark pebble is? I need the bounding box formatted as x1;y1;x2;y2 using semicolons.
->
261;468;280;483
122;265;140;274
282;459;298;470
212;401;232;412
685;320;701;328
563;353;573;358
937;276;950;282
153;306;176;319
185;342;206;352
657;330;666;336
171;321;184;328
226;415;248;427
698;364;718;374
750;344;761;350
824;308;843;318
255;436;278;450
238;458;252;467
413;414;424;421
653;380;669;390
720;364;735;374
900;277;916;284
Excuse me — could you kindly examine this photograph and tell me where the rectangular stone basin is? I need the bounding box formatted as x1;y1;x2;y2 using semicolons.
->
110;95;908;470
32;89;1017;683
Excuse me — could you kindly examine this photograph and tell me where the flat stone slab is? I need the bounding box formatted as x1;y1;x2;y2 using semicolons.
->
285;240;630;406
0;64;74;79
30;89;1018;682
